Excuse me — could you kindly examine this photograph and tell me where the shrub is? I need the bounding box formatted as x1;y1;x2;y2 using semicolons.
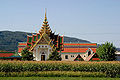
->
0;71;106;77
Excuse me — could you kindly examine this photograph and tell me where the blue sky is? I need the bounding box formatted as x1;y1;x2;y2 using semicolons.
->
0;0;120;47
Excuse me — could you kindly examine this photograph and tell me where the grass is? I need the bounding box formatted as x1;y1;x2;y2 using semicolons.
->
0;77;120;80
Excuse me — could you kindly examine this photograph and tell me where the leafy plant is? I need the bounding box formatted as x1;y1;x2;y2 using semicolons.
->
0;71;106;77
48;50;62;61
21;47;34;61
97;42;116;61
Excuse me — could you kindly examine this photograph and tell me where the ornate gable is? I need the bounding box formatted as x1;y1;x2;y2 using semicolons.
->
30;33;52;51
38;36;48;44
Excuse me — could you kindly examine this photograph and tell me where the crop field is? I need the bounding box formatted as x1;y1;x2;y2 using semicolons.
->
0;77;120;80
0;61;120;77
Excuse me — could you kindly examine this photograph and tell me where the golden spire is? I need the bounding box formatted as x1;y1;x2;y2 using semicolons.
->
44;8;47;22
43;8;48;27
39;9;51;35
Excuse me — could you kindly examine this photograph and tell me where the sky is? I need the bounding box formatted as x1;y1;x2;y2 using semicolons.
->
0;0;120;47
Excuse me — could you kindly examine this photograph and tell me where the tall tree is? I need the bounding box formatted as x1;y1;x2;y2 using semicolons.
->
21;47;34;60
48;50;62;61
97;42;116;61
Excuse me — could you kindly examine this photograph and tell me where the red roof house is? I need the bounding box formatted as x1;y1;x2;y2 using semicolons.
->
0;52;21;60
60;43;99;61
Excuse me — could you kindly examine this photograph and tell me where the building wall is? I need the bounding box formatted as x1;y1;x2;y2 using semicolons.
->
115;52;120;61
33;44;52;61
116;56;120;61
18;42;98;61
61;53;78;61
115;53;120;61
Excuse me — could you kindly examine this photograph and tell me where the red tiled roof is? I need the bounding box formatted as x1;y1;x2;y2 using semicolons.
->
18;42;27;53
61;43;97;53
92;58;100;61
18;43;27;46
0;53;14;57
61;48;96;53
64;43;97;46
18;42;97;53
18;47;25;53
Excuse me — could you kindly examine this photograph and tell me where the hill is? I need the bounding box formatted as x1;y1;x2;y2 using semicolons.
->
0;31;90;51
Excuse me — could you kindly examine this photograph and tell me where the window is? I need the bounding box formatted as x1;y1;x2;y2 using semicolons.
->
71;55;74;57
42;46;44;47
65;55;68;59
45;46;47;48
88;50;91;56
42;52;45;54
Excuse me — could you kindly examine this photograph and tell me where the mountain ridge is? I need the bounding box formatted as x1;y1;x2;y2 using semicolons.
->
0;31;90;51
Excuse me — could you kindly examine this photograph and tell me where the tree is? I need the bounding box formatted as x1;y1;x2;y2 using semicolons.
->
21;47;34;60
48;50;62;61
96;42;116;61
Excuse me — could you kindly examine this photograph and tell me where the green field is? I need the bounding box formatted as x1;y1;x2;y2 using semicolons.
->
0;61;120;77
0;77;119;80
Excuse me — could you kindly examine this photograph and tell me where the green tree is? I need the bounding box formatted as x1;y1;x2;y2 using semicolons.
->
21;47;34;60
48;50;62;61
97;42;116;61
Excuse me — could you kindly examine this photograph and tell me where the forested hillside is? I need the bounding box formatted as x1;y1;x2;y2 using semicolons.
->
0;31;90;51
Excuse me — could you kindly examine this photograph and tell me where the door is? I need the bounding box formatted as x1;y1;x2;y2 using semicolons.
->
41;55;45;61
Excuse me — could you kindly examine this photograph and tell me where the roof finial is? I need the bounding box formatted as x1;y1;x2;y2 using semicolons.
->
44;8;47;21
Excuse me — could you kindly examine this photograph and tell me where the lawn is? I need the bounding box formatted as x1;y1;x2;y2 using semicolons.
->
0;77;119;80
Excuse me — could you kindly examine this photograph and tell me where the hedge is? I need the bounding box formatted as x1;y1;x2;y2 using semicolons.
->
0;61;120;77
0;71;106;77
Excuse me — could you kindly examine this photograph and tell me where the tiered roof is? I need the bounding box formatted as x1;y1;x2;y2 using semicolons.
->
39;10;52;35
18;42;27;53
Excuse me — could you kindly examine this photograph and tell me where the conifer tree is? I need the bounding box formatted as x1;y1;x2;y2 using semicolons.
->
21;47;34;60
48;50;62;61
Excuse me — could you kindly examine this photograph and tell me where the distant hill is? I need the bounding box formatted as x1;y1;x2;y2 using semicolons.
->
0;31;90;51
64;36;90;43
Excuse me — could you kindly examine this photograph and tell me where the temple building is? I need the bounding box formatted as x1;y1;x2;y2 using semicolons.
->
18;11;99;61
18;11;64;61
